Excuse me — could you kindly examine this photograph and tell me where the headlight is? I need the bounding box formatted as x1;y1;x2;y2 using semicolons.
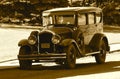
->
28;35;37;45
52;35;61;44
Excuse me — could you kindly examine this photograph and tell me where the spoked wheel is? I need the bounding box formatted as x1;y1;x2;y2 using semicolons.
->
95;39;107;64
65;44;76;69
18;46;32;70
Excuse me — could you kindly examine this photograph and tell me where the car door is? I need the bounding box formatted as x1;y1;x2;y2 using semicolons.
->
77;13;97;45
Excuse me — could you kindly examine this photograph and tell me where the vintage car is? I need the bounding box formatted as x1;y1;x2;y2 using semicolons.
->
18;7;110;69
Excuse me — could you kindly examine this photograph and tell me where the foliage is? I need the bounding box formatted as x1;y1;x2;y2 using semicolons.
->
0;0;119;25
0;0;69;25
72;0;120;25
103;2;120;25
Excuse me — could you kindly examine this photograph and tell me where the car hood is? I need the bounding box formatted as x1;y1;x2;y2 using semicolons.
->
42;26;73;35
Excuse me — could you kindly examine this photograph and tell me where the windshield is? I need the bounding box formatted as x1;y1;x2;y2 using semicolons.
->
43;15;75;26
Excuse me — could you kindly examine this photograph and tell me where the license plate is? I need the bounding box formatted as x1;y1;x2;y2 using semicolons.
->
41;43;50;48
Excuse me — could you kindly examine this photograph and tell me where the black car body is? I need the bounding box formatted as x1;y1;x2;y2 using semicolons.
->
18;7;110;69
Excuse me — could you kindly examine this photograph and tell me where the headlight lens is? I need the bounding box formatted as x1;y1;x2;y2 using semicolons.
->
28;35;37;45
52;35;61;44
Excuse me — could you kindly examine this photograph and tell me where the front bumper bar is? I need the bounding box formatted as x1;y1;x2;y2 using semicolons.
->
18;53;66;60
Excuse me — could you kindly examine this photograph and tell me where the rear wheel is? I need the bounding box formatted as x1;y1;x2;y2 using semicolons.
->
65;44;76;69
95;40;107;64
18;46;32;70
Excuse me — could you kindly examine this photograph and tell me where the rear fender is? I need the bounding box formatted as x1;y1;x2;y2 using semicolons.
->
89;33;110;51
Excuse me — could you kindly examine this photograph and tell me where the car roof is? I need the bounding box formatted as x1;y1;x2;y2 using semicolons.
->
43;7;102;13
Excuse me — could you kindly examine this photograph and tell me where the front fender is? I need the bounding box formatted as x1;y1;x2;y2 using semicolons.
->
18;39;29;47
60;39;84;57
60;39;75;47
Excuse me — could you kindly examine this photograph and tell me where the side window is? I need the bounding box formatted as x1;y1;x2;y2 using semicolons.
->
88;13;95;24
96;12;102;23
78;14;86;25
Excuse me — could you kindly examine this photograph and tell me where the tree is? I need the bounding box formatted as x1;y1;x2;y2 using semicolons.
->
0;0;69;25
96;0;103;7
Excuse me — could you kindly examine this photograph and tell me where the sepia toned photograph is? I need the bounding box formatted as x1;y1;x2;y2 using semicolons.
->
0;0;120;79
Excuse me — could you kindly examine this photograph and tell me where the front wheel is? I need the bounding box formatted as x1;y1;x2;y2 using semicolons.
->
18;46;32;70
65;44;76;69
95;40;107;64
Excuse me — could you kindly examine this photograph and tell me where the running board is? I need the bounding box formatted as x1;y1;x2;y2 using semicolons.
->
85;51;100;56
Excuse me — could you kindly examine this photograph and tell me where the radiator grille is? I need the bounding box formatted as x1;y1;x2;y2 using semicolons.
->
39;32;54;53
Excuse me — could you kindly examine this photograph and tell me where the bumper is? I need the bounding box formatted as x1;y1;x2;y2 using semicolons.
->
18;53;66;60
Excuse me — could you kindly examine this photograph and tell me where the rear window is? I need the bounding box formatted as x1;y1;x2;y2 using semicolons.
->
96;12;102;23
